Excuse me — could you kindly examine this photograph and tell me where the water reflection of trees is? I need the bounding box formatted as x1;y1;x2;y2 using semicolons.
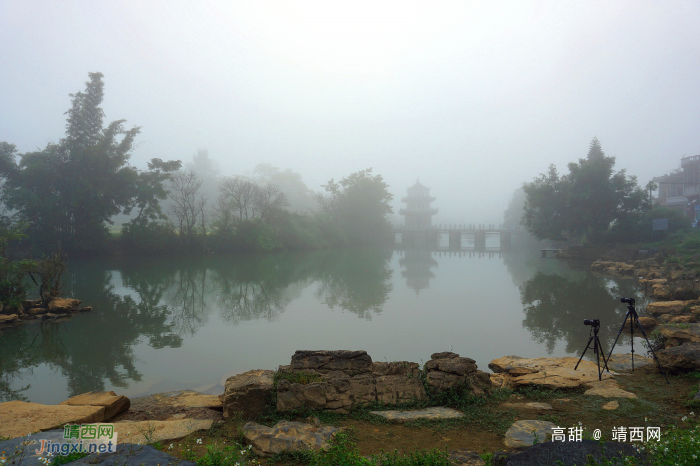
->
520;271;646;355
0;261;182;401
0;249;395;401
314;249;393;320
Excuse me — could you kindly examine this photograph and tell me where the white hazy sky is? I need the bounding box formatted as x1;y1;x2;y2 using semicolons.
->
1;0;698;224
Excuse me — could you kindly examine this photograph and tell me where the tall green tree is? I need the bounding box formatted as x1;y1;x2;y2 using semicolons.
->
522;138;649;242
1;73;180;252
318;168;393;244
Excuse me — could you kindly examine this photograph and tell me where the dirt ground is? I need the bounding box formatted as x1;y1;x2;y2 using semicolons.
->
162;366;700;464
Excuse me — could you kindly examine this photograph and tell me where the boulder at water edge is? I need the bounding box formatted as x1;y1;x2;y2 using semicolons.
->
60;391;130;421
222;369;275;420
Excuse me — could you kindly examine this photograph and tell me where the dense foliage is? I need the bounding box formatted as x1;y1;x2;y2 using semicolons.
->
522;138;651;242
317;168;394;245
0;73;181;253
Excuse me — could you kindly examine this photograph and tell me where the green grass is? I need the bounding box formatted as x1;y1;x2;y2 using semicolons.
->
195;443;254;466
50;451;90;466
307;433;453;466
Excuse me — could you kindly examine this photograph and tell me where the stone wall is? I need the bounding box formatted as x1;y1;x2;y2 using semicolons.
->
274;350;491;413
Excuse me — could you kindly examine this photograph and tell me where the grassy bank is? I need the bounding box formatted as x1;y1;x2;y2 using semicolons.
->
132;367;700;466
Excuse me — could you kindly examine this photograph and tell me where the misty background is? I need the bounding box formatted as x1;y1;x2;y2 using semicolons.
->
1;1;698;226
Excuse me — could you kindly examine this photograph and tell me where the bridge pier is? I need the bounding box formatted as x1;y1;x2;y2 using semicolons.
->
448;230;461;250
474;230;486;251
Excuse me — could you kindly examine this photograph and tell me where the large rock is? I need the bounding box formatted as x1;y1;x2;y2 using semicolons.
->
60;391;130;421
606;353;652;371
222;369;274;420
48;297;81;313
372;361;420;376
425;352;491;395
289;350;373;375
583;379;637;399
660;315;697;324
276;359;426;412
112;419;213;444
657;324;700;347
646;301;690;315
0;400;105;439
591;261;636;277
501;440;646;466
375;375;426;404
489;356;613;389
0;431;196;466
634;316;658;331
21;299;42;310
657;342;700;372
0;314;19;324
132;390;222;410
242;420;341;456
504;420;557;447
0;429;79;466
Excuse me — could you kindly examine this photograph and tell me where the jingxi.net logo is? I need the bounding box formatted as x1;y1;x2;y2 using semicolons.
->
35;424;118;456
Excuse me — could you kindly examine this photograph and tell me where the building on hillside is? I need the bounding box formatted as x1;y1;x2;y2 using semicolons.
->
654;155;700;218
399;180;438;229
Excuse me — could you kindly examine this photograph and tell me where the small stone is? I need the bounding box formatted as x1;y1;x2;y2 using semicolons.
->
370;406;464;422
243;420;341;456
525;402;553;410
602;401;619;410
449;449;486;466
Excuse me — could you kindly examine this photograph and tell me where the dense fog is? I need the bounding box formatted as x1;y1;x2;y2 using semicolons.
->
1;1;699;225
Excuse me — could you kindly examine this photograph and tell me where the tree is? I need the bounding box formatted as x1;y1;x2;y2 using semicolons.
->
216;177;288;224
168;170;204;247
1;73;181;252
522;138;649;242
318;168;393;244
253;164;317;212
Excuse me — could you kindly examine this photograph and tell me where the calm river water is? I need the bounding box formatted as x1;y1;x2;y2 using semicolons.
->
0;243;648;404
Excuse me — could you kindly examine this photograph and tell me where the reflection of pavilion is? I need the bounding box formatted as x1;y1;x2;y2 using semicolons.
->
399;249;438;294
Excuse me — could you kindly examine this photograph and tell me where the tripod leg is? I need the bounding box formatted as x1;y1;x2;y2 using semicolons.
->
575;336;595;370
594;337;602;381
596;337;611;373
633;314;670;384
607;311;632;362
630;314;635;371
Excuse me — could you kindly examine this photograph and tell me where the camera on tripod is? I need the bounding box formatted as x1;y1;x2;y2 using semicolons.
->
583;319;600;327
620;297;635;305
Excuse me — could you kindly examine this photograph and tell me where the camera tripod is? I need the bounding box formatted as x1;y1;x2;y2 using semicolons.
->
575;320;610;381
607;297;669;384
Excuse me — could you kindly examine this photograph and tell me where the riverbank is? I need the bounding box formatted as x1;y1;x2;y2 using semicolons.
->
1;349;698;465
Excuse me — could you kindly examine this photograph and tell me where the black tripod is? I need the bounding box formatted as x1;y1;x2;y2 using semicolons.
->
607;297;669;384
575;319;610;381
